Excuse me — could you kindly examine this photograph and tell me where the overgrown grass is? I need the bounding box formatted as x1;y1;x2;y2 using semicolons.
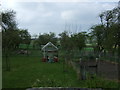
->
2;50;120;88
83;73;119;88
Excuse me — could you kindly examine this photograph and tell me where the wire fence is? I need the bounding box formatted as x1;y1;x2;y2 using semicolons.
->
2;47;120;83
68;50;120;63
61;49;119;81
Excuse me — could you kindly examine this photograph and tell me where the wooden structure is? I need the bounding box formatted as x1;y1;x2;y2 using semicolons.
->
41;42;58;62
79;58;98;80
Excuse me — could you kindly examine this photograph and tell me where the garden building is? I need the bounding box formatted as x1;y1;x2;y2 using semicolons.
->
41;42;58;62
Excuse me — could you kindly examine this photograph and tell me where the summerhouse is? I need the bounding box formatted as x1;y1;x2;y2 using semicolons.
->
41;42;58;62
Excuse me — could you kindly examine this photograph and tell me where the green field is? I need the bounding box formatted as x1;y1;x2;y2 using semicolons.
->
2;50;119;88
2;50;79;88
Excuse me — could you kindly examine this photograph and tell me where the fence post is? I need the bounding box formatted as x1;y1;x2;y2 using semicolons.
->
80;59;86;80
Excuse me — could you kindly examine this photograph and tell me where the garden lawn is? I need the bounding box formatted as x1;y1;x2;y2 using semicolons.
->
2;50;119;88
2;55;79;88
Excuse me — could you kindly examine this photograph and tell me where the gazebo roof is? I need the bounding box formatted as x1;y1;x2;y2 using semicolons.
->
42;42;58;51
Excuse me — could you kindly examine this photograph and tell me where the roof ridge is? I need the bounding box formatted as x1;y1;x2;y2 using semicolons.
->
42;42;58;50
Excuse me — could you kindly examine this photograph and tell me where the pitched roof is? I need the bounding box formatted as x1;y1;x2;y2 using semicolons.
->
42;42;58;51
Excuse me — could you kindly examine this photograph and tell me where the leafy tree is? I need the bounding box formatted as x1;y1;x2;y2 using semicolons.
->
37;32;57;48
2;10;18;71
71;32;86;50
19;29;31;55
32;34;38;49
91;1;120;57
2;29;21;50
59;31;70;50
19;29;31;45
2;10;17;31
91;25;105;52
2;10;31;70
59;31;86;51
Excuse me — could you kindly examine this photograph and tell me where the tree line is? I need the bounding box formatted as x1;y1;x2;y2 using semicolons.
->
90;2;120;57
2;1;120;58
2;10;87;53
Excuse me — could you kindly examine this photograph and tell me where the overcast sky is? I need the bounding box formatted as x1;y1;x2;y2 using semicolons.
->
1;0;119;36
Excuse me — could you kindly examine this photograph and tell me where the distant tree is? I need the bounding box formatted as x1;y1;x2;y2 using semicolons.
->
19;29;31;45
37;32;57;48
71;32;86;50
32;34;38;49
59;31;86;52
19;29;31;56
59;31;70;50
91;24;105;52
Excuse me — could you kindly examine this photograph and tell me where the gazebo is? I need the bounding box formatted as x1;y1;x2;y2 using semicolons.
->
41;42;58;62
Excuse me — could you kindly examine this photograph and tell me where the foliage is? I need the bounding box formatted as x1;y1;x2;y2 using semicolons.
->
59;31;71;50
90;2;120;57
90;25;105;52
36;32;57;47
19;29;31;45
59;31;86;51
71;32;86;50
2;10;31;71
2;10;31;50
2;10;17;30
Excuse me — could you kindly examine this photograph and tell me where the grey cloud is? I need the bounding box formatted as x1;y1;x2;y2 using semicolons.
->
2;1;118;35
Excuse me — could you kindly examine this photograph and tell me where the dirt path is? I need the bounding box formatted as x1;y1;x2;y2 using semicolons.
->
74;60;119;81
97;60;119;81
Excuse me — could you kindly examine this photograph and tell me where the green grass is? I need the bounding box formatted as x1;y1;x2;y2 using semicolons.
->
2;52;79;88
2;50;119;88
81;73;119;88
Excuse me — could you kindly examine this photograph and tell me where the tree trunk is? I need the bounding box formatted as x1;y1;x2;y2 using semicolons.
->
5;53;10;71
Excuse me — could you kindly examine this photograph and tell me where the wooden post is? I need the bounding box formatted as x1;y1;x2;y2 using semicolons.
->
80;59;86;80
44;50;45;58
96;57;98;74
80;65;86;80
